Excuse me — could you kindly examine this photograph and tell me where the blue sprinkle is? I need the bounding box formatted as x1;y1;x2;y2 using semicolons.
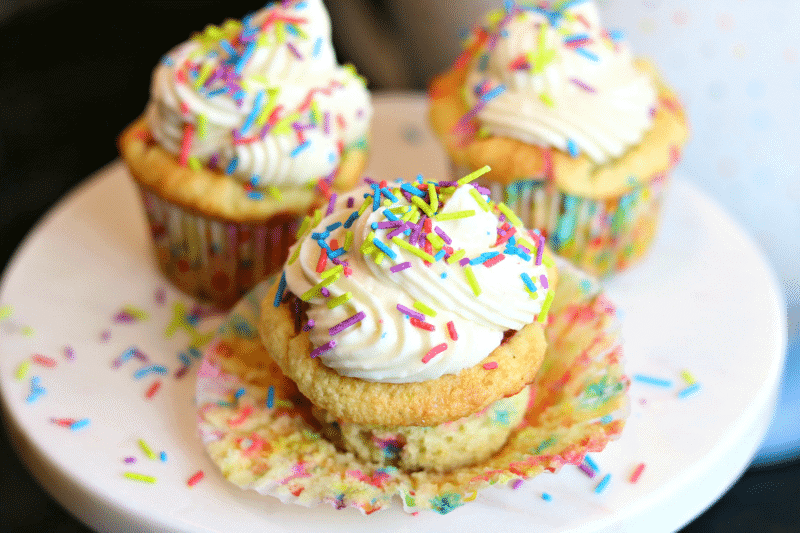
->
632;374;673;388
226;157;239;175
247;191;264;201
371;222;379;230
567;139;580;158
234;41;256;75
328;247;345;258
313;37;323;57
520;273;537;292
274;272;287;308
583;455;599;472
372;239;397;260
594;473;612;494
241;90;264;134
575;47;599;62
311;231;330;240
343;211;360;229
326;222;342;232
382;208;399;222
401;183;424;196
234;388;246;399
678;383;701;399
481;84;506;102
267;386;275;409
160;451;168;462
207;88;227;98
219;40;236;57
179;352;191;367
441;272;448;279
609;29;625;41
188;347;202;359
434;249;446;261
381;187;399;202
470;251;500;265
541;493;552;502
133;365;168;380
160;55;174;66
290;140;311;157
370;184;381;211
600;415;613;424
70;419;90;431
250;175;261;187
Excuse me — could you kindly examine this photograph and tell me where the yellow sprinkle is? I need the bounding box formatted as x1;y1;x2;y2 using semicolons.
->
401;207;417;222
273;111;300;135
411;196;434;218
428;183;439;213
188;157;202;171
256;88;280;126
542;253;555;268
439;186;456;195
122;306;149;321
469;188;490;211
343;230;354;251
301;273;340;301
426;232;445;249
457;165;491;185
517;236;536;253
374;251;386;265
138;439;157;460
382;198;392;207
311;208;323;227
15;360;30;381
681;370;697;385
275;21;286;43
464;265;481;296
124;472;157;484
413;301;437;317
326;292;352;309
391;237;436;263
193;61;215;90
310;100;321;124
463;491;478;502
447;249;466;264
295;216;311;240
497;203;524;227
287;243;302;265
320;264;344;279
358;197;371;215
539;92;555;108
360;240;377;255
0;304;12;320
537;290;555;323
267;185;282;201
434;210;475;221
197;115;208;138
275;400;293;408
524;286;539;299
21;326;33;337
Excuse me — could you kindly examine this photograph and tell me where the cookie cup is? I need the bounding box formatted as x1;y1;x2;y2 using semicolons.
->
118;117;367;308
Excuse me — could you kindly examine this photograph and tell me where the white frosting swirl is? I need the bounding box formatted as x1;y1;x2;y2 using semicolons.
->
283;179;551;383
145;0;371;188
463;2;656;164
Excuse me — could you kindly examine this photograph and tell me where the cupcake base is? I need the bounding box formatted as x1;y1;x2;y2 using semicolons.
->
196;258;629;514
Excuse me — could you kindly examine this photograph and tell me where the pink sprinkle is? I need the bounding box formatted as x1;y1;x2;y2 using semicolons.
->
390;262;412;273
180;123;195;167
302;319;315;331
446;321;458;341
539;274;549;289
629;463;646;483
422;343;447;363
187;470;205;487
229;405;254;427
310;340;336;358
100;330;111;342
32;354;56;368
483;362;498;370
483;254;505;268
145;380;162;399
410;317;435;331
286;42;303;60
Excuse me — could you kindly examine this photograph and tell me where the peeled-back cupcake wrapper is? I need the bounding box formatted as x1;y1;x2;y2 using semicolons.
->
138;186;300;308
195;257;629;515
452;164;670;278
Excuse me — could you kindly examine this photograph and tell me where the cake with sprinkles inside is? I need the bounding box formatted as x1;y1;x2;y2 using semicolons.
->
196;167;629;514
118;0;372;307
429;0;689;277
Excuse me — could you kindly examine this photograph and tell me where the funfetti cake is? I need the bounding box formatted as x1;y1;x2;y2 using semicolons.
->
118;0;372;307
429;0;689;277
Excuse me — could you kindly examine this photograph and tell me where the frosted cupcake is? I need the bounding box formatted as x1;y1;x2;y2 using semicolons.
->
118;0;371;307
259;169;557;472
429;1;689;277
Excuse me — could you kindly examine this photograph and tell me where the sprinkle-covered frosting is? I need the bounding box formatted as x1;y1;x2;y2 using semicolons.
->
146;0;371;189
281;167;553;383
458;1;656;164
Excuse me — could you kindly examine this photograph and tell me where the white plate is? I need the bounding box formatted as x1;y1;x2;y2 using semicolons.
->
0;94;787;533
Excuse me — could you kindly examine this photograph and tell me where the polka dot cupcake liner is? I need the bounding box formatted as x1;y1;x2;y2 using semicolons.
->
196;257;629;515
453;164;670;278
138;186;300;309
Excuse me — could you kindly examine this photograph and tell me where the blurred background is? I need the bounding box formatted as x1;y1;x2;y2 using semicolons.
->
1;0;798;531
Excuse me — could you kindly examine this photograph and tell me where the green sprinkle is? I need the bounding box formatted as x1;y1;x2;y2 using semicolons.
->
124;472;157;484
434;210;476;221
411;196;434;217
15;360;30;381
469;188;490;212
326;292;352;309
428;183;439;213
138;439;157;460
447;249;466;264
537;289;555;323
457;165;491;185
391;237;436;263
301;273;341;301
413;301;437;317
464;265;481;296
497;203;524;227
426;232;445;249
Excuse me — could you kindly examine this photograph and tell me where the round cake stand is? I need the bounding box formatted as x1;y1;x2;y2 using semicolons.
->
0;94;786;533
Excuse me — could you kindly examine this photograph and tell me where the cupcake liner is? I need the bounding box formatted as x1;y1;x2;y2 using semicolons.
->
453;164;670;278
138;185;300;309
195;257;629;515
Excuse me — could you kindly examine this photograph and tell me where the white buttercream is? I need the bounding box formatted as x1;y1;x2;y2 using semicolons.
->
283;179;551;383
463;2;656;164
146;0;371;188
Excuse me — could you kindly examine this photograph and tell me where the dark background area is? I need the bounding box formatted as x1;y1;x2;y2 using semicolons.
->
1;1;798;531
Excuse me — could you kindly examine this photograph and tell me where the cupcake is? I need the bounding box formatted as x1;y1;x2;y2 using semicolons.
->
429;1;689;277
258;169;557;473
118;0;372;307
